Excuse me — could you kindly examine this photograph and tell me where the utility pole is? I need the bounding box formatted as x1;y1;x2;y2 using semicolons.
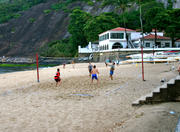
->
139;0;145;81
36;53;40;82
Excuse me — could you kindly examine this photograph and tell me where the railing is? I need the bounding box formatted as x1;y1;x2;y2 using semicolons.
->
93;48;180;53
128;39;136;48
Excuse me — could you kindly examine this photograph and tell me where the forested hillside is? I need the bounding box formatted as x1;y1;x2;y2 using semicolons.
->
0;0;179;57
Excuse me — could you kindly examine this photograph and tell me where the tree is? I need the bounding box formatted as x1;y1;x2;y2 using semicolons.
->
164;9;180;47
118;10;140;30
141;1;165;47
68;8;91;51
101;0;132;47
84;12;119;42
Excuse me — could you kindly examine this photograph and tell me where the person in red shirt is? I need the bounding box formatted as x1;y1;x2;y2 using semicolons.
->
54;68;61;86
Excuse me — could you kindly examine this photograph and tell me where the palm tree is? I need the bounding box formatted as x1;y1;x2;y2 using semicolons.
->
102;0;132;47
115;0;131;48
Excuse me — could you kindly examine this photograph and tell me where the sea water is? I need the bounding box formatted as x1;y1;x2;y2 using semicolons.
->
0;66;35;74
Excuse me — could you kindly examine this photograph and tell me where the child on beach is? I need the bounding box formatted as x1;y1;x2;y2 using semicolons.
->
54;68;61;86
91;65;99;84
109;62;115;80
88;62;93;76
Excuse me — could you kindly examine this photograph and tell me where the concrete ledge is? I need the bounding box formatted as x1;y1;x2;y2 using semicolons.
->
132;75;180;106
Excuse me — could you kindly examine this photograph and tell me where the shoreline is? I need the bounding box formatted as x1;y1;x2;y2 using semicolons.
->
0;62;179;132
0;56;74;65
0;64;58;74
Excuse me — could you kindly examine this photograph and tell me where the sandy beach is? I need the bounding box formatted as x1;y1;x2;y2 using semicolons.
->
0;62;180;132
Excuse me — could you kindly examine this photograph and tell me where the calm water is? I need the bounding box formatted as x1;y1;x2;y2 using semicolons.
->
0;66;41;74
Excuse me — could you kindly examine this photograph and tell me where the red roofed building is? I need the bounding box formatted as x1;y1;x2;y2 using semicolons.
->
143;34;170;40
99;27;136;50
141;34;173;48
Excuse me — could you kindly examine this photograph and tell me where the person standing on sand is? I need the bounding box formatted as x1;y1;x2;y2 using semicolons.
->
178;64;180;75
54;68;61;86
72;60;75;69
105;62;108;67
88;62;93;77
109;62;115;80
91;65;99;84
63;62;66;69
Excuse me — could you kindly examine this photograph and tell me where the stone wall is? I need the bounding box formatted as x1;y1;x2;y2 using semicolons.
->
91;51;142;62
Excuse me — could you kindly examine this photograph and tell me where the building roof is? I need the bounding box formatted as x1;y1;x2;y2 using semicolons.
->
110;27;136;32
142;34;170;40
99;27;135;36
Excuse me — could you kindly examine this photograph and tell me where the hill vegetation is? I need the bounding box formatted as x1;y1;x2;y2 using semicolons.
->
41;0;180;57
0;0;47;23
0;0;179;57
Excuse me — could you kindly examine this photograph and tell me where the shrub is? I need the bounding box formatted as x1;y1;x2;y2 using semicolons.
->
29;17;36;23
43;9;51;14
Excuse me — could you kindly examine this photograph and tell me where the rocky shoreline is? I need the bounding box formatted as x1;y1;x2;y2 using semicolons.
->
0;56;74;65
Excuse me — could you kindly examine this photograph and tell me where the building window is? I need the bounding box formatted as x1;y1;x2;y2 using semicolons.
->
99;33;110;41
107;33;109;39
107;45;109;50
146;43;150;47
165;43;170;47
110;33;124;39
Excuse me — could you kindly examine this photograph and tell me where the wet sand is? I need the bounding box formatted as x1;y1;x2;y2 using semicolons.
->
0;62;179;132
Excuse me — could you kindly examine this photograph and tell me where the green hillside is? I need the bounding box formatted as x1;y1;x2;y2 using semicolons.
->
41;0;180;57
0;0;179;57
0;0;47;23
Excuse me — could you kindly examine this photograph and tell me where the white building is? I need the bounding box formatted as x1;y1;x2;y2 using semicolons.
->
98;27;136;50
141;34;180;48
78;27;180;54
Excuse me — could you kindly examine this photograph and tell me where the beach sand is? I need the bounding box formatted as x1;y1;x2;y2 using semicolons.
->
0;62;179;132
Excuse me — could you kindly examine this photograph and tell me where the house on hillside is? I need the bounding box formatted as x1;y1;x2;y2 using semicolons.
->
98;27;136;50
141;34;180;48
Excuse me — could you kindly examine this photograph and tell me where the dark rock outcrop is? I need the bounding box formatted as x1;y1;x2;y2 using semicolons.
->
0;0;115;57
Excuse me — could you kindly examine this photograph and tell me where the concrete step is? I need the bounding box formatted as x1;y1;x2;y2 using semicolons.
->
132;75;180;106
